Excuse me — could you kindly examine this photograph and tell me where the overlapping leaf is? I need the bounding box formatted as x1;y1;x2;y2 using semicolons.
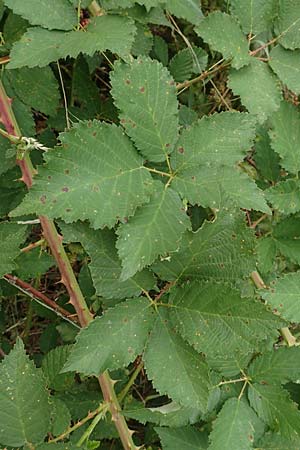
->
0;222;26;277
270;45;300;95
169;281;283;363
117;181;189;280
228;59;282;124
63;298;155;375
171;112;256;170
277;0;300;50
156;426;207;450
195;11;251;69
208;398;260;450
111;57;178;162
0;339;51;447
269;101;300;174
266;179;300;214
262;272;300;322
144;310;213;411
249;384;300;439
165;0;203;25
172;164;270;213
3;0;77;30
249;347;300;385
153;209;256;283
60;221;156;299
230;0;276;34
11;122;153;229
8;16;136;69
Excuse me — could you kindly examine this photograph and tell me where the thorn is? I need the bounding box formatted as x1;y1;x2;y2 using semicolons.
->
128;428;136;436
110;378;120;386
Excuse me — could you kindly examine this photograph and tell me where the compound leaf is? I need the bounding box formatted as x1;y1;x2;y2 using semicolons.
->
60;221;156;299
269;101;300;174
169;281;283;363
42;345;74;392
8;16;136;69
11;122;153;229
3;0;77;30
195;11;251;69
208;398;259;450
117;181;190;280
144;309;213;411
0;222;26;277
0;339;51;447
273;217;300;264
110;57;178;162
266;179;300;214
153;209;256;283
269;45;300;95
228;59;282;124
63;298;155;376
249;384;300;439
262;272;300;322
249;347;300;385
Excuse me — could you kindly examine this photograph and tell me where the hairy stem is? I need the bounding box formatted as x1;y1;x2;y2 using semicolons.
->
0;81;138;450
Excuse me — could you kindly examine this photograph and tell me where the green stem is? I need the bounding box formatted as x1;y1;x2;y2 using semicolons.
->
0;81;138;450
118;361;144;404
49;403;107;444
76;408;107;447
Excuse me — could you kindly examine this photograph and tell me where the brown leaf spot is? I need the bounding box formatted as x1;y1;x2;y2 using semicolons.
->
125;79;131;85
139;86;145;93
64;169;70;175
66;208;72;212
62;186;69;192
178;147;184;154
47;175;52;180
40;195;47;204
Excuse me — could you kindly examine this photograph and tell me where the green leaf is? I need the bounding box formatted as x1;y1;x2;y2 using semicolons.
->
11;122;153;229
248;384;300;439
8;16;136;69
256;237;277;275
262;272;300;322
254;126;281;183
277;0;300;50
249;347;300;385
5;66;60;116
228;59;282;124
124;402;201;427
266;179;300;214
0;222;26;277
63;298;155;375
171;112;256;170
269;101;300;174
110;57;178;162
169;47;208;82
144;310;213;411
195;11;251;69
269;45;300;95
153;209;256;283
3;0;77;30
272;217;300;264
169;281;283;364
59;221;156;299
230;0;276;34
156;426;207;450
172;164;270;213
0;338;51;447
256;432;300;449
50;398;71;436
131;23;153;56
42;345;75;392
117;181;190;280
165;0;203;25
208;398;260;450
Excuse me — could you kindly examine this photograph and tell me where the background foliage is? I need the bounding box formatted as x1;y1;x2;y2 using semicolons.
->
1;0;300;449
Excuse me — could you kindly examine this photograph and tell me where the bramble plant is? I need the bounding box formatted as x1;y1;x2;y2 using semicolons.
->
1;0;300;449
